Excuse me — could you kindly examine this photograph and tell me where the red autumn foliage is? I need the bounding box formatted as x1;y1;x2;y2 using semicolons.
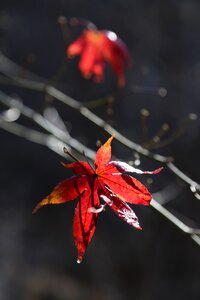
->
33;136;162;263
67;29;131;87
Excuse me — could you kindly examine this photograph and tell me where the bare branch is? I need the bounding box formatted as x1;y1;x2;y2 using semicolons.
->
0;53;200;247
0;91;96;160
1;73;199;192
0;53;199;191
151;199;200;243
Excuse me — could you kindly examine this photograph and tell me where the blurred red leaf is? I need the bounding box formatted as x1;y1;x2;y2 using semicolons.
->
33;136;162;263
67;29;131;87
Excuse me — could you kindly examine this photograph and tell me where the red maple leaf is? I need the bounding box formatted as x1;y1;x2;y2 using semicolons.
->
33;136;162;263
67;29;131;87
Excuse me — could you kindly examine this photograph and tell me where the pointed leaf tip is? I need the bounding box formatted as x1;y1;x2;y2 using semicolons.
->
108;161;163;175
107;135;114;143
95;136;114;172
106;135;115;147
32;203;41;214
32;198;50;214
150;167;163;174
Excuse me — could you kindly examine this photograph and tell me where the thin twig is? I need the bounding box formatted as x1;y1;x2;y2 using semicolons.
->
0;118;66;157
0;54;200;246
0;72;199;191
151;199;200;244
1;114;200;246
149;115;197;150
0;91;95;160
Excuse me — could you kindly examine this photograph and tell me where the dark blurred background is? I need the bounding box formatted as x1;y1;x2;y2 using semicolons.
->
0;0;200;299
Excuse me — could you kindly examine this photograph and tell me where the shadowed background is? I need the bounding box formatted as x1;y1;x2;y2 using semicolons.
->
0;0;200;299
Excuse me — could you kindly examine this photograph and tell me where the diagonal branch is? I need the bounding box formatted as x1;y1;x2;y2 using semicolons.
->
0;91;95;160
0;72;199;192
0;52;199;191
0;53;200;246
151;199;200;245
